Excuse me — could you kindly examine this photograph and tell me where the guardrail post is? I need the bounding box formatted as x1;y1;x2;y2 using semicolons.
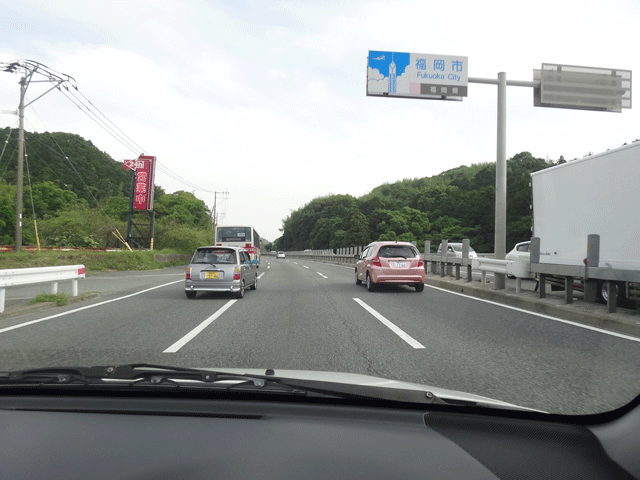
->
530;237;540;264
607;282;617;314
584;234;600;302
0;288;5;313
455;264;460;280
466;263;472;282
564;276;574;304
50;281;59;295
72;279;79;297
515;277;522;293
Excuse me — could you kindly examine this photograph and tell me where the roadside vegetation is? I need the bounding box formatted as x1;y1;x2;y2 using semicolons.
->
29;293;69;307
274;152;562;253
0;128;216;261
0;249;189;271
1;127;564;257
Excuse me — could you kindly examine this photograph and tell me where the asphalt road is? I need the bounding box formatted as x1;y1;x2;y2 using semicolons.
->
1;259;639;415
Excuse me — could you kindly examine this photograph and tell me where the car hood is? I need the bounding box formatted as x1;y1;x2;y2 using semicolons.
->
207;368;544;412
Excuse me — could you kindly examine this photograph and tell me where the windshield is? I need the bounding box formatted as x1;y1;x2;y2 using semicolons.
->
0;0;638;417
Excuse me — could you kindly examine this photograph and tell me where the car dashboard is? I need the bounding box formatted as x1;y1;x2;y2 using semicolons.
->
0;390;638;479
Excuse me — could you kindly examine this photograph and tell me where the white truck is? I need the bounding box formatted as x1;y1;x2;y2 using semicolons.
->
530;141;640;307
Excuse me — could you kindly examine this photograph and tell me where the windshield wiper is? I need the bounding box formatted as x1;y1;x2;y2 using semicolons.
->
0;365;450;403
0;365;326;397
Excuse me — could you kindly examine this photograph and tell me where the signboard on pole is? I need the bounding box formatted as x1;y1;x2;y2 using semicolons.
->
367;51;468;100
123;155;156;211
534;63;632;112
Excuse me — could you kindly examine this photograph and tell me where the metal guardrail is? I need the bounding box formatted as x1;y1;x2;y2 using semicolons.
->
0;264;86;313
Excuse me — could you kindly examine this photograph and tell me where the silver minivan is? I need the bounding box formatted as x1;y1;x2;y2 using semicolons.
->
185;246;257;299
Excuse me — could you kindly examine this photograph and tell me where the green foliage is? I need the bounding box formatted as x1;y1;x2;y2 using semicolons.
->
0;179;16;244
154;191;211;228
25;181;83;217
36;204;121;248
29;293;69;306
0;128;131;204
279;152;552;252
0;249;188;271
153;219;216;253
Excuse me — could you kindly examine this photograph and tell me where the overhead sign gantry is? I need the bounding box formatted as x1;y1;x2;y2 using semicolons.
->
367;52;632;289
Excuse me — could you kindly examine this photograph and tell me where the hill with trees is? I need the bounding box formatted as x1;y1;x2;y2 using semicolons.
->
0;128;215;252
274;152;555;253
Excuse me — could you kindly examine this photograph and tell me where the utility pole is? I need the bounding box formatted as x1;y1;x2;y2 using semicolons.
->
209;190;229;230
1;60;74;251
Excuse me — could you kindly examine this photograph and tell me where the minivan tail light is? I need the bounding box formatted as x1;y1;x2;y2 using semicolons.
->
233;267;241;280
417;258;424;268
186;267;191;280
372;256;382;267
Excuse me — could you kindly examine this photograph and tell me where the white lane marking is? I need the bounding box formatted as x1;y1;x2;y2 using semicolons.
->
258;272;265;279
425;284;640;343
317;272;328;279
303;265;309;269
164;300;237;353
353;298;425;349
293;262;298;265
0;280;184;334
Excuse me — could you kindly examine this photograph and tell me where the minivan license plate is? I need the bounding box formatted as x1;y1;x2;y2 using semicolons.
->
205;272;220;279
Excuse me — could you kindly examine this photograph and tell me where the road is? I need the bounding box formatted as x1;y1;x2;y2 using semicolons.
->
1;259;639;415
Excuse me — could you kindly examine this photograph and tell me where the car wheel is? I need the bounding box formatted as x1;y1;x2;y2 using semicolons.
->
415;283;424;292
366;273;375;292
185;291;196;299
236;281;245;299
249;275;257;290
355;269;362;285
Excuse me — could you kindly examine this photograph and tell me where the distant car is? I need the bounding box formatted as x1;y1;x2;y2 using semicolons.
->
436;242;478;258
506;241;531;262
276;251;285;259
506;241;531;278
185;245;257;299
355;241;426;292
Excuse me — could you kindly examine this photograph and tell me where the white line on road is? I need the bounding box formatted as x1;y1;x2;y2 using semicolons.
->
317;272;328;279
164;300;237;353
258;272;265;279
303;265;309;269
353;298;425;349
0;279;184;334
425;284;640;343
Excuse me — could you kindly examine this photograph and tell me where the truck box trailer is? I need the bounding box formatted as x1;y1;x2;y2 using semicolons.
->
530;141;640;305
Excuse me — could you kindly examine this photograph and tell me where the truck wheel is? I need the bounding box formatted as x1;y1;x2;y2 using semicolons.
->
598;281;628;307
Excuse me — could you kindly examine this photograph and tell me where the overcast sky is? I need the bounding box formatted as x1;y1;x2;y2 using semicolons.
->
1;0;637;243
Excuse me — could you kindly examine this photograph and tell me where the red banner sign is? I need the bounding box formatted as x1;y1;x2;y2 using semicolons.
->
123;155;156;211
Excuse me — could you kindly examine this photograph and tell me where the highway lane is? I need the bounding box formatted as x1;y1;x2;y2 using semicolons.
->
0;260;639;414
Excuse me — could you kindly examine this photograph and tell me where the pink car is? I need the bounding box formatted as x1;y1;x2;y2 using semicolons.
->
355;241;426;292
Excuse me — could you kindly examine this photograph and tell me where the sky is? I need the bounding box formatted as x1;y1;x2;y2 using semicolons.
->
0;0;638;243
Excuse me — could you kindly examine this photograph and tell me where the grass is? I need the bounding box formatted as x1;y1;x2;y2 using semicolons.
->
0;249;189;272
29;293;69;306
